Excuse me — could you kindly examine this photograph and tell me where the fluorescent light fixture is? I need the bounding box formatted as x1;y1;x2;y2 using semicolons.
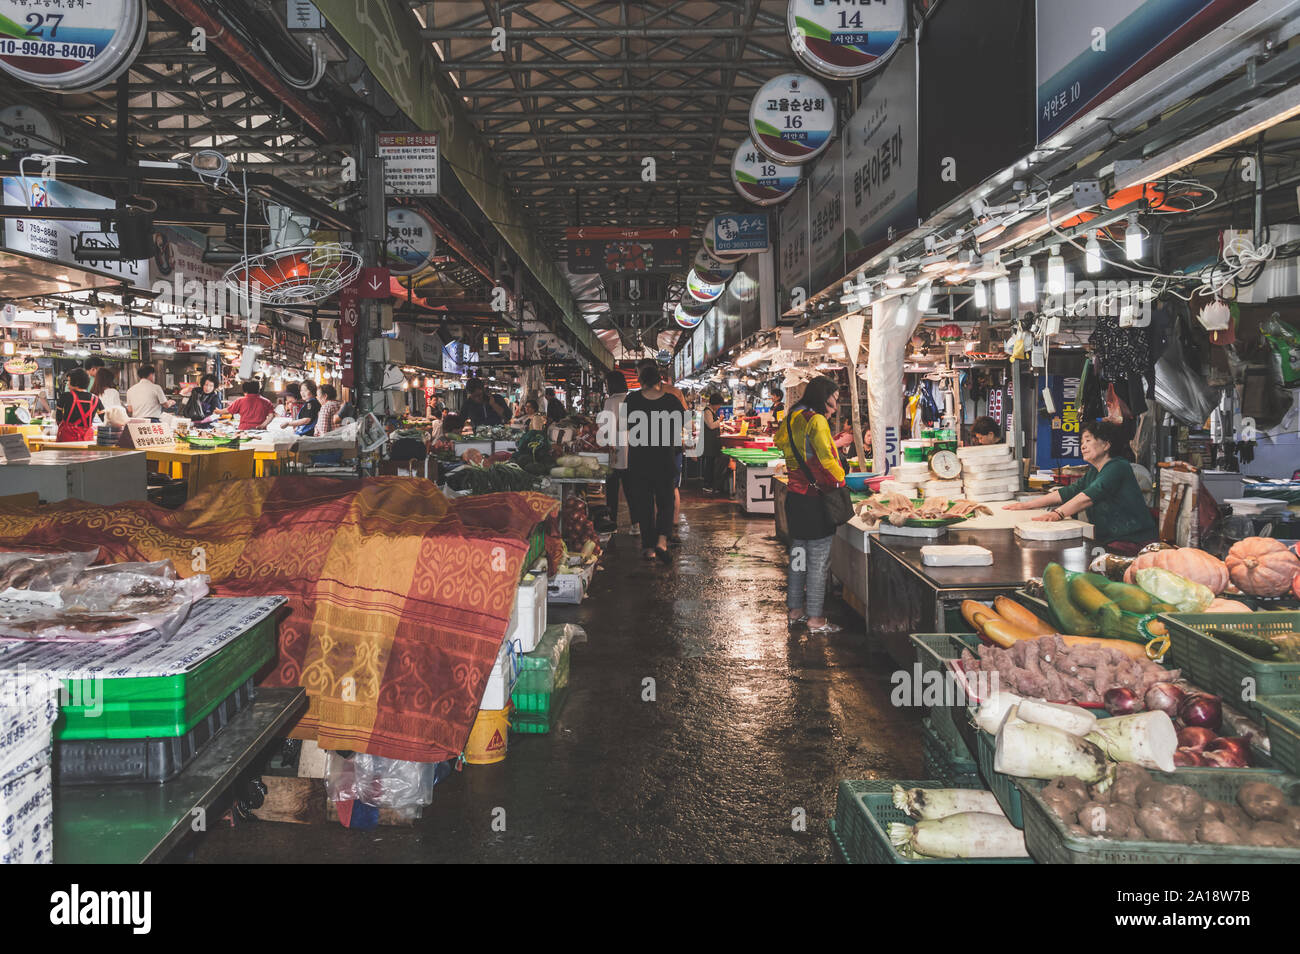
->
974;219;1005;244
857;280;873;308
1085;232;1102;273
1019;258;1036;304
994;273;1011;310
883;258;906;289
973;280;988;309
1125;214;1144;260
1047;247;1067;295
839;280;857;306
920;253;951;274
917;282;933;311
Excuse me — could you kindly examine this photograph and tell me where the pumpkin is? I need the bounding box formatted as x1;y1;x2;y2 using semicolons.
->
1225;537;1300;597
1122;547;1230;594
1206;598;1251;613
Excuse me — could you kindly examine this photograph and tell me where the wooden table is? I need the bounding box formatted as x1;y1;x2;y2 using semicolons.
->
146;444;256;498
53;688;307;864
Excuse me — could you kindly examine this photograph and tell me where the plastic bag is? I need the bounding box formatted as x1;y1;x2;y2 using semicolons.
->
324;753;439;809
1133;567;1214;613
0;550;98;592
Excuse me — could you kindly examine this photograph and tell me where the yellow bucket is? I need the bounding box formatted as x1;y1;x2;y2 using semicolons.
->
465;706;511;764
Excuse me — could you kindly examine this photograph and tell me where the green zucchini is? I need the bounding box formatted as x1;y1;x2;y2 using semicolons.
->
1044;563;1099;636
1098;581;1154;615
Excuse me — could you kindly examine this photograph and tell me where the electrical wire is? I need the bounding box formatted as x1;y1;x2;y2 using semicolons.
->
16;154;86;209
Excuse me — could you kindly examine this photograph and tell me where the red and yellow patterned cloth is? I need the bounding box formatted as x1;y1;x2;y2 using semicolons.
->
0;477;557;762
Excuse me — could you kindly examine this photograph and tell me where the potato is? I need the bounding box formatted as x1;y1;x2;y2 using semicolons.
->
1076;801;1110;835
1242;821;1294;847
1282;805;1300;837
1137;804;1196;842
1110;763;1152;805
1196;820;1241;845
1043;777;1088;818
1156;785;1205;823
1219;803;1253;831
1066;823;1092;838
1077;801;1137;837
1237;781;1290;822
1200;801;1223;824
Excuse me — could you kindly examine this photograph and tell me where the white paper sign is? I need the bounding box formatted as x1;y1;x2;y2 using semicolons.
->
378;132;440;196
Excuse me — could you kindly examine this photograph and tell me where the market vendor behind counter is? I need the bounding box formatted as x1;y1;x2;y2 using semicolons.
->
1006;420;1157;551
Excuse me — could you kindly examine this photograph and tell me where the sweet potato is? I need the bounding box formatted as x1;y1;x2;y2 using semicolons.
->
1219;803;1253;831
1237;781;1290;822
1042;777;1089;819
1137;804;1196;842
1242;821;1295;847
1283;805;1300;837
1066;823;1092;838
1197;820;1241;845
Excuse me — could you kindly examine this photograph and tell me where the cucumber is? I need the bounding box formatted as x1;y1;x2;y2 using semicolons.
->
1077;572;1114;589
1044;563;1099;636
1068;576;1117;617
1098;581;1154;615
1207;628;1282;660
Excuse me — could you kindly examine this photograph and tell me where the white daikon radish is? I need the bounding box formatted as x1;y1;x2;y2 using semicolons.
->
1015;698;1098;737
994;720;1113;783
975;691;1023;735
891;786;1003;821
1085;710;1178;773
888;812;1029;859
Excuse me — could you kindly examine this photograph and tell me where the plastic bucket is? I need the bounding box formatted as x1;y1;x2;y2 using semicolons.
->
464;706;511;764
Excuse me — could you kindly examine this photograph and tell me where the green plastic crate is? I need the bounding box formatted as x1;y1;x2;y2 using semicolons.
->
56;614;277;741
974;724;1027;828
1162;611;1300;718
830;778;1032;865
921;717;979;787
909;633;982;759
509;686;569;735
1020;769;1300;864
522;525;545;579
1255;695;1300;776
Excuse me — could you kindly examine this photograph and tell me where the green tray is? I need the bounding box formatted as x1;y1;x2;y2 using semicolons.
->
1020;769;1300;864
1254;695;1300;776
179;435;242;449
56;614;277;741
921;716;979;787
831;779;1032;864
908;633;981;759
509;686;569;734
1162;611;1300;718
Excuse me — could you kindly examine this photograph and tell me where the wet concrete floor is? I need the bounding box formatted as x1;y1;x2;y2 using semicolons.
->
186;490;923;863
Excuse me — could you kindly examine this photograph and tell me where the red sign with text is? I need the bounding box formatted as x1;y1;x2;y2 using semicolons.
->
360;267;391;299
339;281;359;389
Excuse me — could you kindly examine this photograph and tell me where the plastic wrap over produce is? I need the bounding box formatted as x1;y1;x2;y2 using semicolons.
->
867;298;924;472
0;552;208;642
324;753;443;810
1153;335;1216;425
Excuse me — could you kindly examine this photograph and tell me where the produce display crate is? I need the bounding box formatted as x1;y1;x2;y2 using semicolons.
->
56;612;276;741
1162;611;1300;719
522;528;545;579
909;633;982;759
55;679;254;785
1254;695;1300;776
974;725;1027;828
830;778;1032;865
1020;769;1300;864
510;686;569;735
920;717;980;787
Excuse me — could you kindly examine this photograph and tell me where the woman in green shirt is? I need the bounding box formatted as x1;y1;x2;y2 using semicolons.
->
1005;420;1157;550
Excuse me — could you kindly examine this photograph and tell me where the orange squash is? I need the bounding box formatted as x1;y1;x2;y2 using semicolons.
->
1225;537;1300;597
1122;547;1229;594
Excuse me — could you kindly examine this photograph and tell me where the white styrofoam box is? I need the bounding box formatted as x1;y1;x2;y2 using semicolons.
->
453;439;493;456
957;443;1013;459
965;491;1015;502
479;639;520;710
964;476;1021;494
1;747;52;865
547;572;585;604
921;545;993;566
962;459;1020;476
505;571;547;653
878;524;948;538
366;337;406;363
1016;521;1087;540
879;480;918;497
893;463;931;480
922;480;964;494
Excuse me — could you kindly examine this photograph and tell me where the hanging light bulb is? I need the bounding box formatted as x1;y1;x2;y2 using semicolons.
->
1019;257;1036;304
973;280;988;309
1125;214;1144;260
917;281;933;312
1047;247;1067;295
994;272;1011;310
856;278;872;308
883;257;906;289
1085;231;1102;273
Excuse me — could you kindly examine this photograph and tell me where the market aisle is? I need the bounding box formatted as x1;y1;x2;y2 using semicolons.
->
187;493;923;863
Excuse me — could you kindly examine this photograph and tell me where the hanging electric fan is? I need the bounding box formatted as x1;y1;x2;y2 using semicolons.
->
223;205;362;305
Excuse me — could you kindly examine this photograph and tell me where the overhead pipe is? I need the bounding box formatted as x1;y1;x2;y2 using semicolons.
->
157;0;342;143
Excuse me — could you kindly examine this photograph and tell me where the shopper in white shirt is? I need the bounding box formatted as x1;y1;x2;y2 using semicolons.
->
599;370;631;531
90;367;122;411
125;365;174;419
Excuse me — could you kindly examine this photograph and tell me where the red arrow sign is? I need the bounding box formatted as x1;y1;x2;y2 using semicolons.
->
360;267;390;299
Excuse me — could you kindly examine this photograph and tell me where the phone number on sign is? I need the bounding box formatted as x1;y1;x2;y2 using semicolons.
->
0;40;98;61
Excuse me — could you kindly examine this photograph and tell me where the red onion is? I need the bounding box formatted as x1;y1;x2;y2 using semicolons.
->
1144;682;1186;718
1201;748;1248;768
1176;726;1217;751
1173;748;1207;767
1206;736;1252;766
1178;693;1223;732
1103;687;1142;715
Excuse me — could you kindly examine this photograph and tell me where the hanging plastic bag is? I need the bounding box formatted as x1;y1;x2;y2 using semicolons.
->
1260;317;1300;387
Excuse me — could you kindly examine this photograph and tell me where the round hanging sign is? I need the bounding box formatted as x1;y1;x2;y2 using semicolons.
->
748;72;835;165
702;218;748;263
0;0;146;93
686;268;726;304
384;207;438;275
787;0;905;80
0;103;60;156
693;246;736;284
674;303;706;329
731;137;802;206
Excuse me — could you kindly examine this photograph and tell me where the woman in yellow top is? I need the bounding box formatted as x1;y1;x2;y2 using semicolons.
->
774;376;845;634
